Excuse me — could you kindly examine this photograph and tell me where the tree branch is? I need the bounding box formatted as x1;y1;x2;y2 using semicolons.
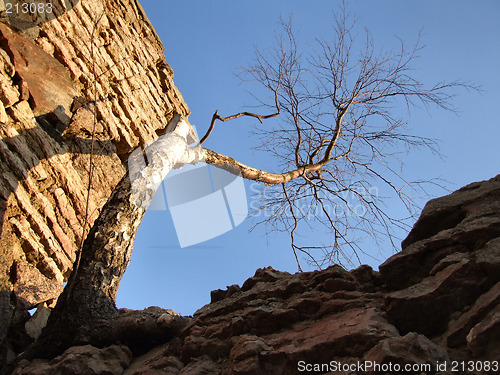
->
202;147;346;185
199;101;280;146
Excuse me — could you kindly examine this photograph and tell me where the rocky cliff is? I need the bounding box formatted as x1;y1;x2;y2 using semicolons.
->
0;0;189;366
8;175;500;374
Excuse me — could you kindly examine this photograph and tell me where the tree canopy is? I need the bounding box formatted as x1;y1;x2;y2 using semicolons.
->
198;10;476;270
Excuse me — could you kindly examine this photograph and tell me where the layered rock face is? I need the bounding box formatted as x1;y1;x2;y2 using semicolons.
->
11;175;500;374
0;0;189;365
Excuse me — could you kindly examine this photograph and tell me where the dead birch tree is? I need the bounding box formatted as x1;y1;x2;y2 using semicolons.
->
19;6;477;363
199;12;476;270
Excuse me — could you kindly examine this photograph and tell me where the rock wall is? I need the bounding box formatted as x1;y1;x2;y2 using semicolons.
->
0;0;189;364
10;175;500;374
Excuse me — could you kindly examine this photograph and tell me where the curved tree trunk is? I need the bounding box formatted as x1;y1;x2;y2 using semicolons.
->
17;116;200;361
22;173;145;359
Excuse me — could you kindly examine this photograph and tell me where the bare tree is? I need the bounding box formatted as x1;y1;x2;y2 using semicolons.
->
199;11;476;271
16;7;478;364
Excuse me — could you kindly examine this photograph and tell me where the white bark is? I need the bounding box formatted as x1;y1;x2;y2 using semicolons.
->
128;115;203;209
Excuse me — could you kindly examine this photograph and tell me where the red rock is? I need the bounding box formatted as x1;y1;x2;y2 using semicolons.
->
385;258;490;336
466;303;500;358
445;281;500;348
178;356;219;375
227;335;272;375
123;344;184;375
323;277;357;292
241;266;290;291
265;307;398;360
475;237;500;280
364;332;450;374
316;296;366;317
286;295;323;315
380;175;500;290
12;345;131;375
0;23;76;124
229;335;272;362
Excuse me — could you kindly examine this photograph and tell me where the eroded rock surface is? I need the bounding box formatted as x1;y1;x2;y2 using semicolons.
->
10;176;500;374
0;0;189;366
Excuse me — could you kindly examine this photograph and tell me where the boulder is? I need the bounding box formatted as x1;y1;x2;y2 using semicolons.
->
12;345;131;375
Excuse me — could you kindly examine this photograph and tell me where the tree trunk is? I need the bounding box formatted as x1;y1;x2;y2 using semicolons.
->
22;173;145;359
18;115;200;361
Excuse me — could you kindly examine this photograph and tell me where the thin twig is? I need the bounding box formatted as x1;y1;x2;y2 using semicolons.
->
199;108;280;146
199;87;280;146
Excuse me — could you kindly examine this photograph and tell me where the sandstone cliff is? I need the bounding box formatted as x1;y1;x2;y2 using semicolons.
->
0;0;189;366
9;175;500;374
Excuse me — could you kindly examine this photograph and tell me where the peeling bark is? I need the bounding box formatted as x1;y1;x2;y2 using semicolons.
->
19;116;201;360
20;173;143;360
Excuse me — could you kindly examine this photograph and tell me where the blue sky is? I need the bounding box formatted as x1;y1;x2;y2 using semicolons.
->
117;1;500;316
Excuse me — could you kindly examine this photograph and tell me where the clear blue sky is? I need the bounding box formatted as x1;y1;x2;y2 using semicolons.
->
117;0;500;316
